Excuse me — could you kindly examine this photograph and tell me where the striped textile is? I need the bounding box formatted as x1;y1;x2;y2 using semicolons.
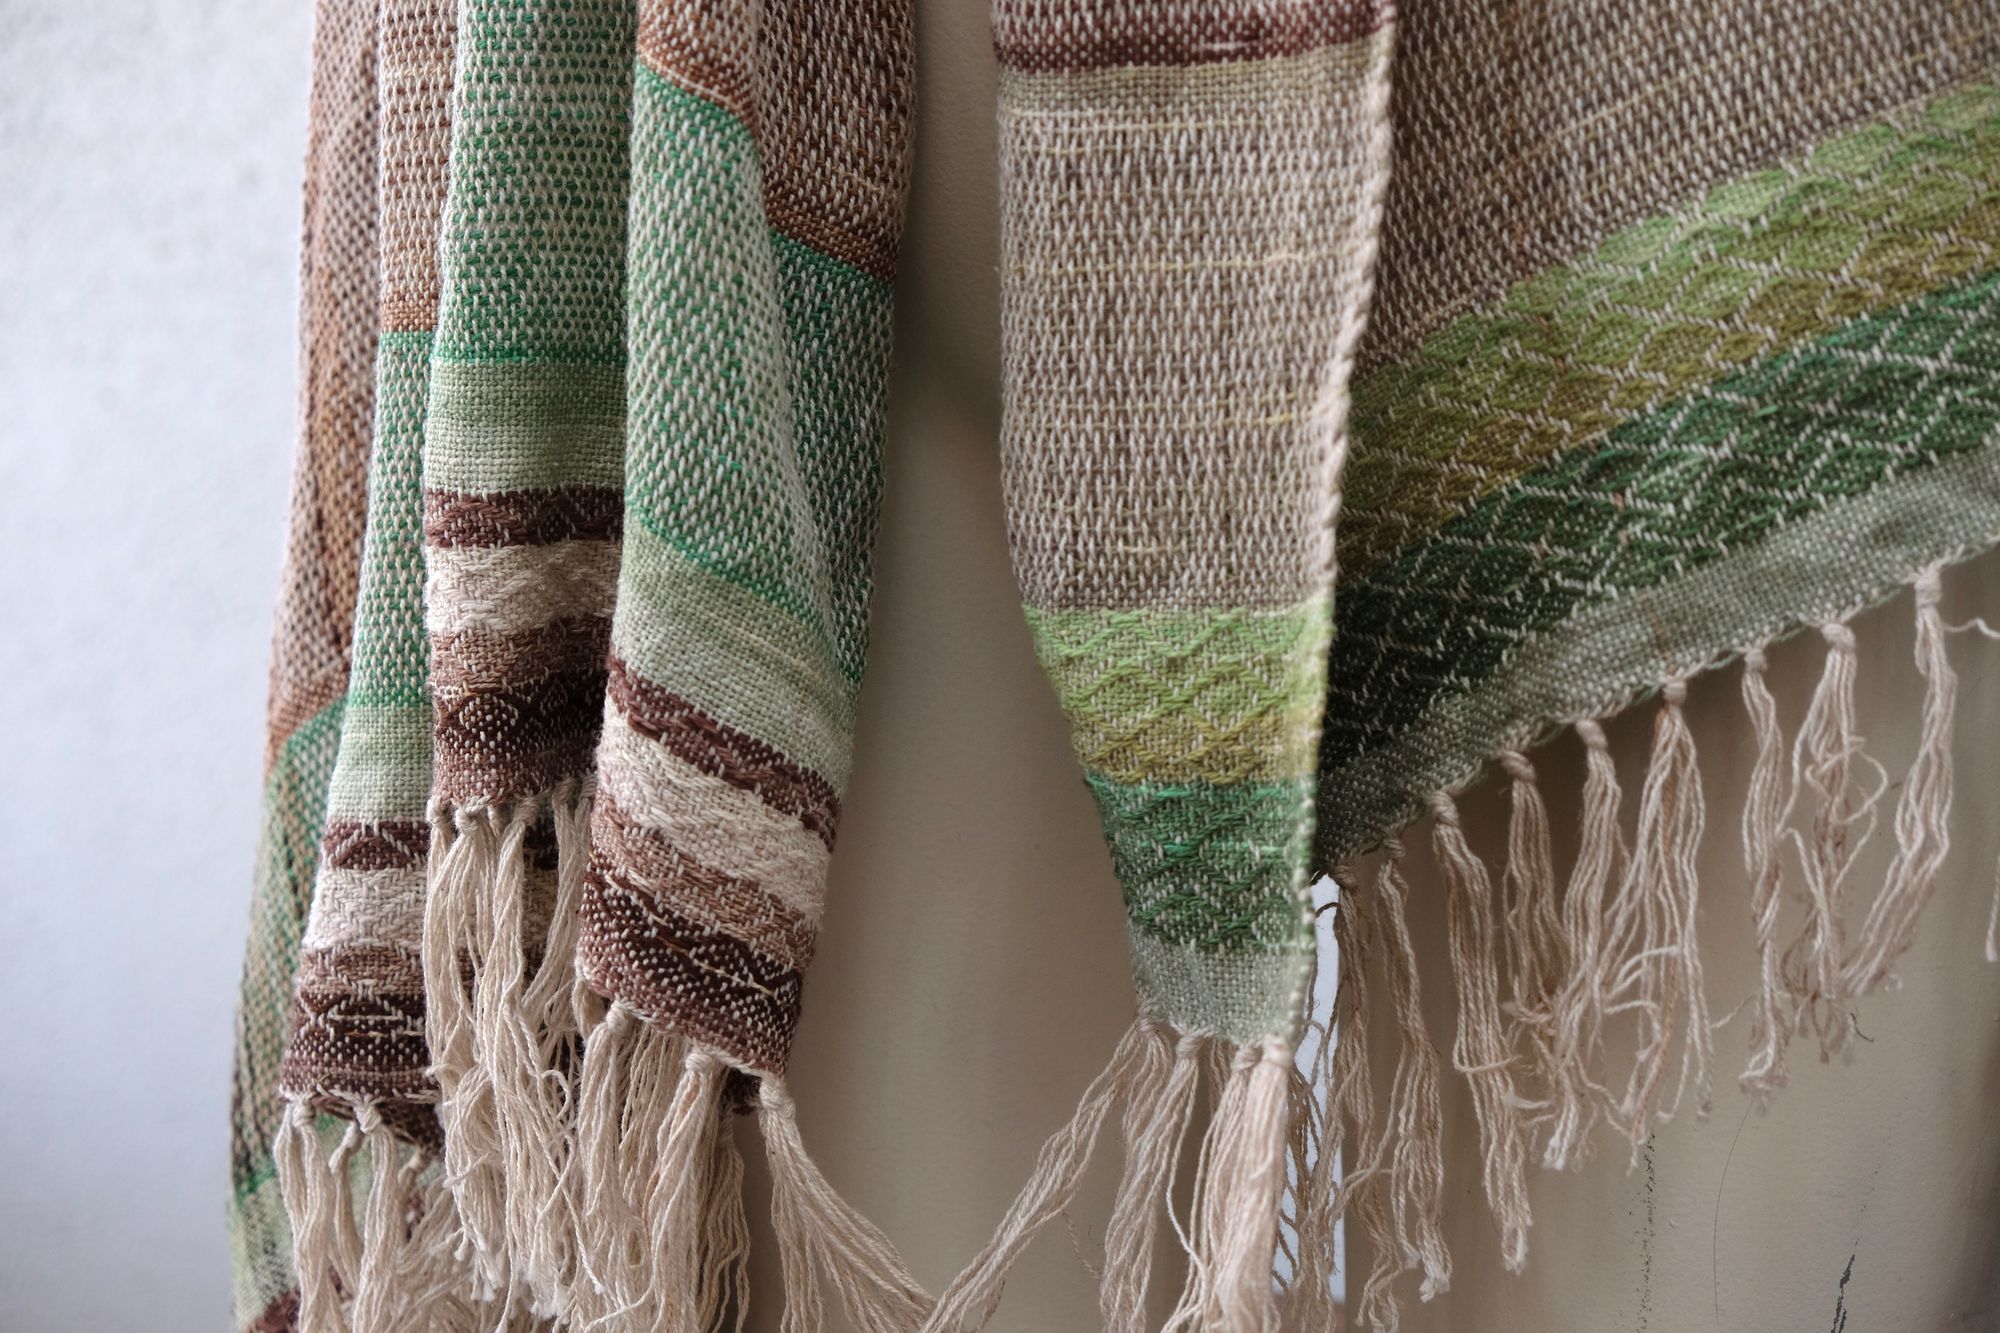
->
243;1;921;1330
231;0;2000;1329
228;0;379;1325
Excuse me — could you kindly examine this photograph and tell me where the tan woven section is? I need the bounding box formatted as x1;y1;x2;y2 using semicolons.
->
999;39;1385;611
1363;0;2000;371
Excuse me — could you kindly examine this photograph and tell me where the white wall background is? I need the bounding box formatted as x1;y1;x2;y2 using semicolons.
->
0;2;312;1328
3;3;1998;1332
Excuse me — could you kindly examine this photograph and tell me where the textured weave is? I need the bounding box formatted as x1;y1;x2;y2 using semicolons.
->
1318;1;2000;862
997;0;1395;1043
246;1;921;1328
234;1;2000;1328
229;0;379;1325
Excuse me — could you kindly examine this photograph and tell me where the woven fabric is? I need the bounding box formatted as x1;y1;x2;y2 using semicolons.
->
1316;3;2000;864
228;0;379;1325
574;0;916;1076
995;0;1395;1043
279;0;457;1154
242;0;919;1327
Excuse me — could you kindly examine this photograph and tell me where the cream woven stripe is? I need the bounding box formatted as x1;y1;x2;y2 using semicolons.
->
594;709;833;922
300;867;428;949
424;541;621;636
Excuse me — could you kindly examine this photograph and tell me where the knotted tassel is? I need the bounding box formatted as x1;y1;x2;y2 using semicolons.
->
1604;679;1712;1142
1542;718;1623;1169
1739;647;1794;1104
1844;566;1956;997
1431;792;1532;1272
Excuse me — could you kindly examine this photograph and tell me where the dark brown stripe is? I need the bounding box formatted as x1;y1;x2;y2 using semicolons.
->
994;0;1384;73
592;789;818;971
320;818;430;871
579;858;803;1075
431;618;611;806
247;1290;301;1333
607;655;841;848
423;485;624;548
280;944;439;1149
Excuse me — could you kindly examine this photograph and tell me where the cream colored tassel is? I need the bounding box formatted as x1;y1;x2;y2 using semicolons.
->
1542;718;1623;1170
1783;623;1876;1062
422;808;510;1298
1100;1026;1194;1333
762;1077;932;1333
1604;680;1712;1142
1498;750;1565;1091
1371;848;1451;1306
1739;647;1794;1104
1845;567;1956;997
1431;792;1532;1272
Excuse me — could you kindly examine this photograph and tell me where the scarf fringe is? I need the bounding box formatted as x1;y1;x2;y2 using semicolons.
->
1316;562;1984;1327
921;1015;1296;1333
422;784;591;1313
569;998;929;1332
274;1102;484;1333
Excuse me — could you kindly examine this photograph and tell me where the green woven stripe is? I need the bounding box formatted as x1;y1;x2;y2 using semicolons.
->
1318;437;2000;867
423;361;627;494
1320;265;2000;840
430;0;635;368
1088;773;1314;952
325;703;436;817
227;696;343;1325
1027;600;1327;785
613;521;859;788
346;332;432;711
1127;928;1315;1047
1340;82;2000;577
622;67;893;684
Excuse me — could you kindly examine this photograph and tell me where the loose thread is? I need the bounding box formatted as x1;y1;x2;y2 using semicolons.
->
922;1019;1155;1332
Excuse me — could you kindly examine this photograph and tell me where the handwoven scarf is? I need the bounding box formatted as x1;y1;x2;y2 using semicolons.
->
929;2;2000;1332
233;0;2000;1329
238;0;921;1329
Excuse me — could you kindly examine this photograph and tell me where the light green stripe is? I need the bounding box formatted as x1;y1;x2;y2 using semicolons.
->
1026;599;1327;785
324;703;434;819
421;359;626;494
1128;926;1314;1046
611;521;857;787
1316;437;2000;867
1343;81;2000;575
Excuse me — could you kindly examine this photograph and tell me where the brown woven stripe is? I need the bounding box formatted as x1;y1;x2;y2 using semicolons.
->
280;944;435;1136
993;0;1383;73
636;0;913;282
431;619;610;806
592;789;818;971
247;1291;301;1333
607;655;840;848
320;818;430;870
579;856;804;1074
422;485;624;548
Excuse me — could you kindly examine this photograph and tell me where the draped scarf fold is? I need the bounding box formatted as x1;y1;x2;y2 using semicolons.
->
230;1;2000;1329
